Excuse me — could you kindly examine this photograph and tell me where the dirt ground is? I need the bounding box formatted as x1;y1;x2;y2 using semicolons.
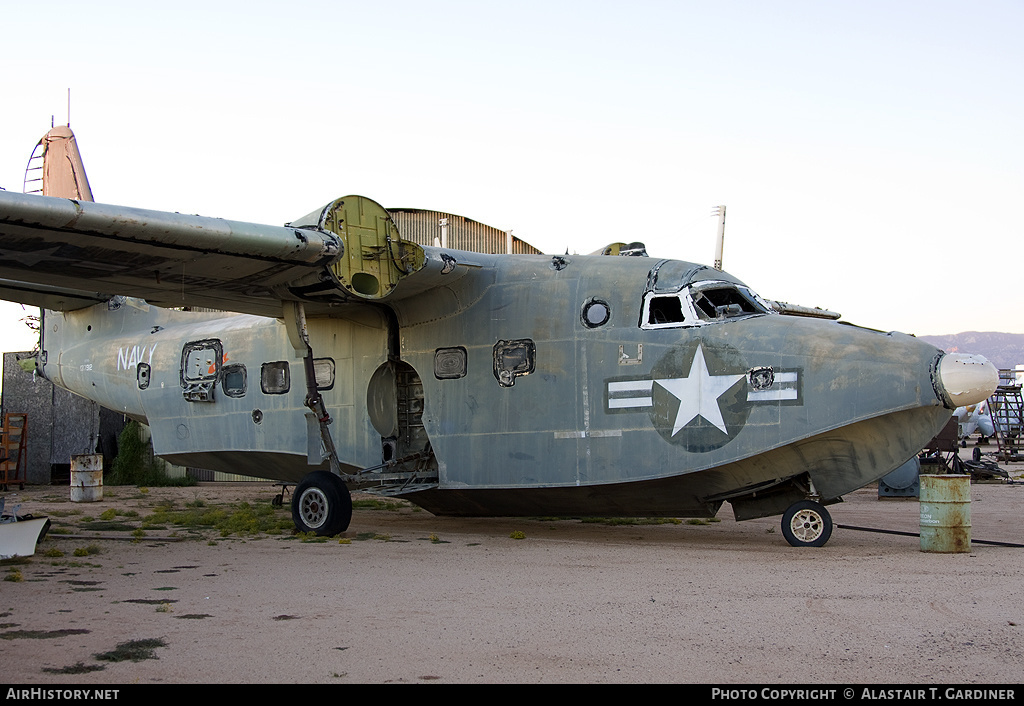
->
2;455;1023;685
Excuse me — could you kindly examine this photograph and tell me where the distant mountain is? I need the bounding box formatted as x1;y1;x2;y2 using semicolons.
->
918;332;1024;371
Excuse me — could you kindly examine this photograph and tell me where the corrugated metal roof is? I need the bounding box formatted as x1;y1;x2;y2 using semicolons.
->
389;209;542;255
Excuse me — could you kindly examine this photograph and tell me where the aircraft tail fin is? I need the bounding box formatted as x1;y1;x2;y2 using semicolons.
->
2;126;108;311
24;125;94;202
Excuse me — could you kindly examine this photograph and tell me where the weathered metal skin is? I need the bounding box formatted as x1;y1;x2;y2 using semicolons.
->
38;247;953;521
0;191;340;263
395;251;951;517
41;299;389;483
4;189;995;528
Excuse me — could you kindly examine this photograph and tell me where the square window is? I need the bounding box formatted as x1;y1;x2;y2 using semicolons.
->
222;363;247;398
434;347;468;379
261;361;290;394
313;358;335;390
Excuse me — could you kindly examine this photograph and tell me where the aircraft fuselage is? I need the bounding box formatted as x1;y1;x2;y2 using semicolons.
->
40;250;954;522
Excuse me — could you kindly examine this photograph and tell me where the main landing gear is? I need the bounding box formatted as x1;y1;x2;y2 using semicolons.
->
292;471;352;536
781;500;833;548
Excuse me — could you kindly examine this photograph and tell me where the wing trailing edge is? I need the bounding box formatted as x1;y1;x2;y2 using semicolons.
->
0;278;110;312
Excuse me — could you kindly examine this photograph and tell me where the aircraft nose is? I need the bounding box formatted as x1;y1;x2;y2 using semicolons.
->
936;353;999;408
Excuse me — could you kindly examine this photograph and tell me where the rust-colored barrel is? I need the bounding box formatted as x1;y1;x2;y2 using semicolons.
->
70;454;103;502
919;474;971;553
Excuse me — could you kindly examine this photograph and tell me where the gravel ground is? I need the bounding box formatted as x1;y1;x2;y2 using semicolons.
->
2;455;1023;685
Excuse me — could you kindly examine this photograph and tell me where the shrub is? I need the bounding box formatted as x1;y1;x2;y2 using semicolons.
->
107;421;195;487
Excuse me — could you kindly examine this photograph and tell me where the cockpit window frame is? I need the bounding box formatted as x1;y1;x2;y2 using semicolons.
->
639;280;772;330
641;292;697;329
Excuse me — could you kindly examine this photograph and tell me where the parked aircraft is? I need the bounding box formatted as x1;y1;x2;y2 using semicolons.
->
954;402;994;444
0;130;999;547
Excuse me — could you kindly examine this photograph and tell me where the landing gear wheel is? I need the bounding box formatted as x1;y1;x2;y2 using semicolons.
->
292;471;352;536
781;500;833;547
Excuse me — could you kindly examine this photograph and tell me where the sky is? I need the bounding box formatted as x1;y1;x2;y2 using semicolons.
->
1;0;1022;357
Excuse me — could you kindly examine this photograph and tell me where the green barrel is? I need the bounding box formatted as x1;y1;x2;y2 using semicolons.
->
919;475;971;553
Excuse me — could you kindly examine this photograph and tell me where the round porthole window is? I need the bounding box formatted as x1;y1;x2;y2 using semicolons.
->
582;299;611;328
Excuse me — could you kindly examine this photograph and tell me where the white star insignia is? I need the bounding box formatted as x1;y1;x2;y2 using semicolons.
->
654;345;744;436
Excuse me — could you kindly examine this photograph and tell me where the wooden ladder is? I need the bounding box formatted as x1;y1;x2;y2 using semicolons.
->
0;413;27;490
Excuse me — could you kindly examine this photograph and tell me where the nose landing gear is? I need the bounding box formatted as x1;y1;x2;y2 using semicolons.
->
781;500;833;547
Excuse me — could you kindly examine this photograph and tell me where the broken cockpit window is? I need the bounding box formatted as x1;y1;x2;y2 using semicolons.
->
645;294;686;326
691;284;766;319
640;281;770;329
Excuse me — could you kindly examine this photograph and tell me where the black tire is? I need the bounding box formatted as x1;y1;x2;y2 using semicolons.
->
972;446;982;462
291;471;352;536
781;500;833;547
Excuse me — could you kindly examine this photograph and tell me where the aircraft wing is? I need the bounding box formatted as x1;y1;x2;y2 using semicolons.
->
0;191;435;318
0;278;111;311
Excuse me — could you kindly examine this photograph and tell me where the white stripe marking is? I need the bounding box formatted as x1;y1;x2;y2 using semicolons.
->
747;371;799;401
608;380;654;393
608;397;653;409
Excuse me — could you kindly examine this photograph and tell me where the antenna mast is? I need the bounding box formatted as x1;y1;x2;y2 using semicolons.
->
712;205;726;270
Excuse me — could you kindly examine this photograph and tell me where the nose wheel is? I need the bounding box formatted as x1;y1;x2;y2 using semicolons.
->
292;471;352;536
781;500;833;547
